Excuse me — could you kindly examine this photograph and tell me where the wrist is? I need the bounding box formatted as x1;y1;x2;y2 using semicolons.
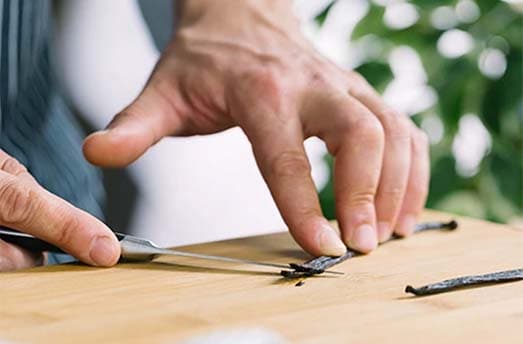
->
176;0;299;33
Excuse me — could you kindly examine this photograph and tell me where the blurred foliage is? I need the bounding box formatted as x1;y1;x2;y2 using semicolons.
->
318;0;522;223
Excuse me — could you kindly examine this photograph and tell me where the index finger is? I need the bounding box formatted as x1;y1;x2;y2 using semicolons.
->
243;116;346;257
0;155;120;267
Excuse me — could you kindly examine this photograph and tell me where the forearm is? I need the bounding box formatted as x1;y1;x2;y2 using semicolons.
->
175;0;299;33
177;0;294;18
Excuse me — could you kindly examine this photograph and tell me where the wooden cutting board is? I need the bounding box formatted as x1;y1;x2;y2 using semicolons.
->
0;210;522;343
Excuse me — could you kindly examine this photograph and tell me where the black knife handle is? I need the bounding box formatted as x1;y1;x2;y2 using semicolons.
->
0;227;64;253
0;227;126;254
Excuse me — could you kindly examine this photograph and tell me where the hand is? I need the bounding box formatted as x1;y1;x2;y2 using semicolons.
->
0;150;120;271
83;0;429;256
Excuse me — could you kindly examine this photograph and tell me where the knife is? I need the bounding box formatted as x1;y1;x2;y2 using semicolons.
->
0;227;343;275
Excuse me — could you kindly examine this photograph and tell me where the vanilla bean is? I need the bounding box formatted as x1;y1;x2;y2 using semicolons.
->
405;268;523;296
411;220;458;233
288;264;325;274
282;220;458;279
290;251;357;274
280;270;315;278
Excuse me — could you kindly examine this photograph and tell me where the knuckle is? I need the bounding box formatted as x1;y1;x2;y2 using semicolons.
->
343;189;375;207
53;209;81;247
379;110;411;141
352;116;385;145
413;129;430;149
0;179;36;226
411;176;429;196
270;150;311;178
347;72;371;96
292;207;322;229
245;68;285;98
1;157;27;176
408;172;429;198
110;108;142;128
380;187;405;205
348;72;368;86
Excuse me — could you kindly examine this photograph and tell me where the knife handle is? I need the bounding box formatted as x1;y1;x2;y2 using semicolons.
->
0;227;126;254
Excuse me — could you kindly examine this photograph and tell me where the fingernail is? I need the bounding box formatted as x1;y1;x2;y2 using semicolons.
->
350;224;377;253
318;223;346;256
377;221;391;243
89;236;119;266
396;215;416;237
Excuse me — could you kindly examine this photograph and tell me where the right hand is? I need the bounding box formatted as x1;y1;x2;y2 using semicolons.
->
0;150;120;271
84;0;429;257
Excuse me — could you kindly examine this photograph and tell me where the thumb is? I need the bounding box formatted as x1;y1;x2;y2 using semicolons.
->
83;79;185;167
0;169;121;267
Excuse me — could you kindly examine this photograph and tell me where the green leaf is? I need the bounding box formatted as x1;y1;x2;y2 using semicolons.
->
318;155;336;220
355;62;393;91
488;151;523;211
351;5;386;40
314;1;336;26
478;169;521;222
481;48;523;135
431;59;476;133
433;190;487;219
409;0;457;9
316;0;522;224
426;155;468;207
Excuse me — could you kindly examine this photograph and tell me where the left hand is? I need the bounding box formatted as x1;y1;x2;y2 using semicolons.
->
0;150;120;271
83;0;429;257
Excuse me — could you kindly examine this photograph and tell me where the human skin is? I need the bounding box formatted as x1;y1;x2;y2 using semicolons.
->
0;150;120;271
0;0;429;270
84;0;429;257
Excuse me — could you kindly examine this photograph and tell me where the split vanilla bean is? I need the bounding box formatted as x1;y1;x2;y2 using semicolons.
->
281;219;458;280
407;220;458;233
405;268;523;296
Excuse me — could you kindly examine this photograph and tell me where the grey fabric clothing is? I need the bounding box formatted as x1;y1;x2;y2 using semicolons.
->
0;0;104;217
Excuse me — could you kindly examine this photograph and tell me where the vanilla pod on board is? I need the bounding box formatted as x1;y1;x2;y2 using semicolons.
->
408;220;458;233
405;268;523;296
282;220;458;279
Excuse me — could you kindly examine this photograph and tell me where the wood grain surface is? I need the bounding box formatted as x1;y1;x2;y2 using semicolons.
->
1;210;522;343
